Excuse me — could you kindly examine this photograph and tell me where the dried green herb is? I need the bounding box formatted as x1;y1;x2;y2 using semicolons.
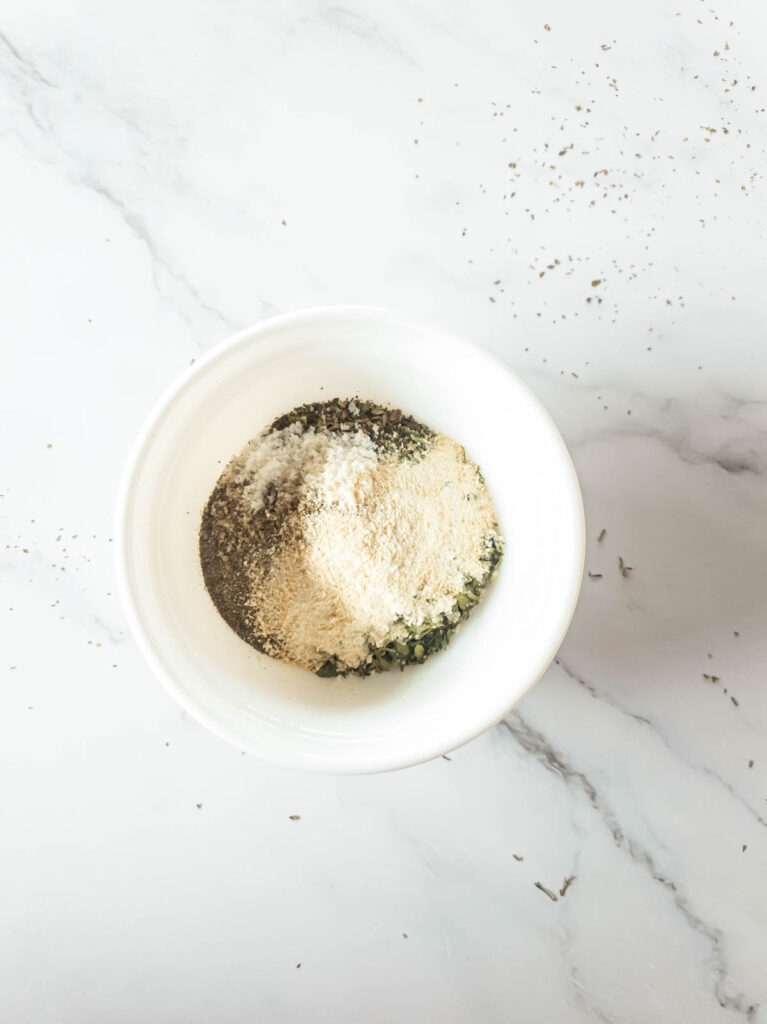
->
534;882;558;902
559;875;576;897
270;397;433;461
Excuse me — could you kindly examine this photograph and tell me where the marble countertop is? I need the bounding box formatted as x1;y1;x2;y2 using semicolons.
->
2;0;766;1020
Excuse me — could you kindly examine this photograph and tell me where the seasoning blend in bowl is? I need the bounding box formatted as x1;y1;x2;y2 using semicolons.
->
118;306;584;771
200;398;503;678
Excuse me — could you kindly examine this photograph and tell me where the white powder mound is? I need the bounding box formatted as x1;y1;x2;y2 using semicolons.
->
233;422;500;673
236;423;378;515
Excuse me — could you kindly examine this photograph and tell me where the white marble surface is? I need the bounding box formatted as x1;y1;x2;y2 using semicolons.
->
2;0;766;1019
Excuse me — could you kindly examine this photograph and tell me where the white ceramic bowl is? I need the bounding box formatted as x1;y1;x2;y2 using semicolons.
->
117;307;584;773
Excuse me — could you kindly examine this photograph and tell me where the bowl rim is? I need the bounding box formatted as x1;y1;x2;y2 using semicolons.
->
115;305;585;773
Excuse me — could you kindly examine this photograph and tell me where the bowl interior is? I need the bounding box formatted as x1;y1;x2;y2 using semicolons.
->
119;309;583;772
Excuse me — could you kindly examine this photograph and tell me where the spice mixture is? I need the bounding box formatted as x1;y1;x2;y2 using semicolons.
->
199;398;503;677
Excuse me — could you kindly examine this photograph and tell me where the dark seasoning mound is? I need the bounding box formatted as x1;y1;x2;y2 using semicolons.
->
270;397;434;460
199;398;503;678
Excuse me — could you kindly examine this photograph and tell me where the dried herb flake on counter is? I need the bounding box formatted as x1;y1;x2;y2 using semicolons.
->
534;882;559;902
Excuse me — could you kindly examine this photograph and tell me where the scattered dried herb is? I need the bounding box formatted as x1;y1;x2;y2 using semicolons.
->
588;572;603;579
597;528;606;543
559;876;576;897
618;556;632;578
512;854;524;862
289;815;301;821
534;882;559;902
